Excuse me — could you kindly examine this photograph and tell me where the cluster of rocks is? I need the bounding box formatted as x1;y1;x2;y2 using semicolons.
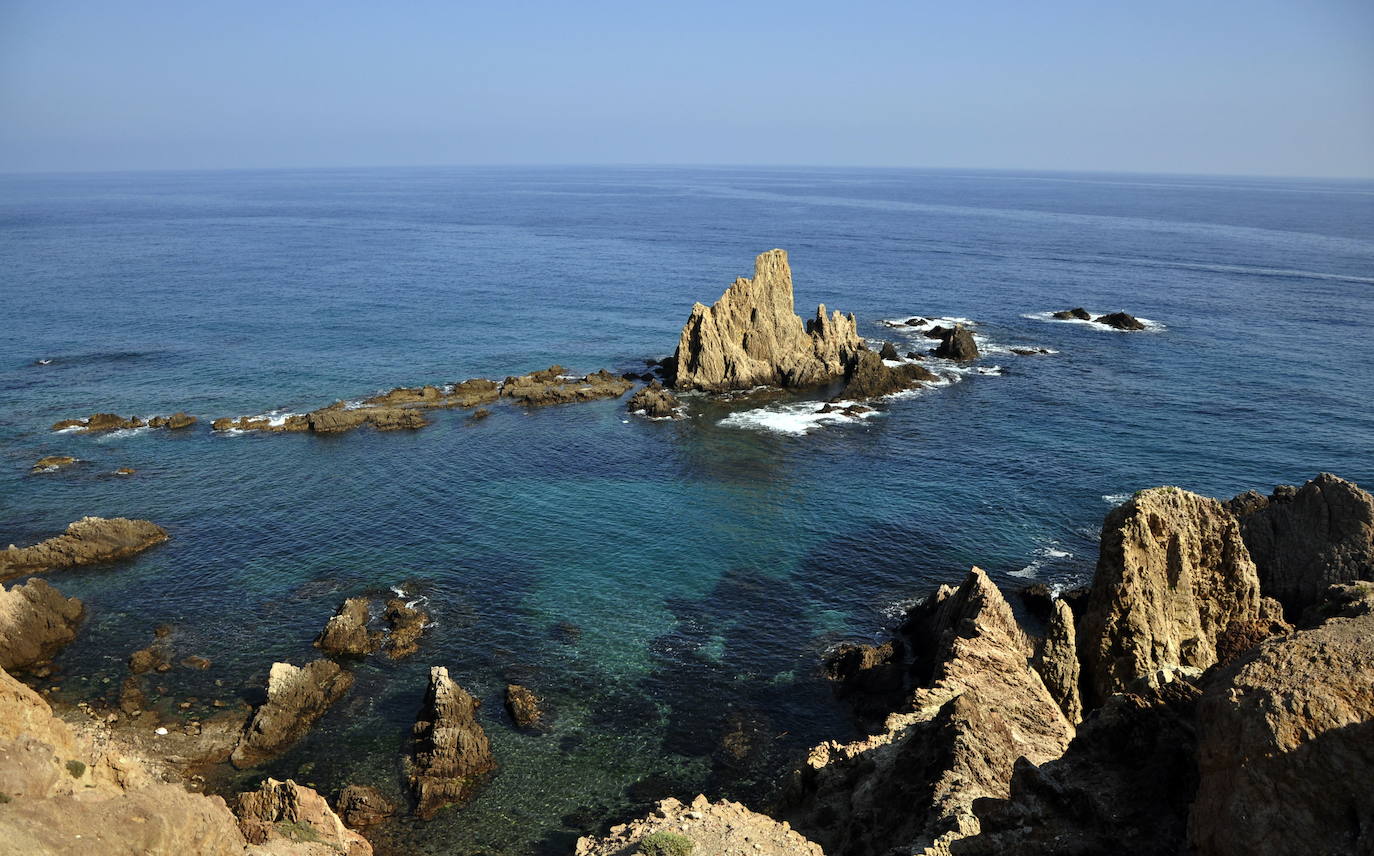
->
0;516;168;583
627;381;682;419
312;594;432;660
1052;307;1148;330
51;412;197;432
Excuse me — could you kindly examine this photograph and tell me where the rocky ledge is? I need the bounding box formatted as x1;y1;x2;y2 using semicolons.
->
0;517;168;582
52;412;196;432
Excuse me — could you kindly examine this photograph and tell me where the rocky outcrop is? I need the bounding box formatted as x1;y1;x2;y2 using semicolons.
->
878;341;900;360
1052;307;1092;320
408;666;495;820
627;381;682;418
504;684;543;730
306;405;427;433
1031;598;1082;724
336;784;395;829
1226;473;1374;617
933;325;979;361
576;795;825;856
1078;488;1262;707
382;598;429;659
1188;591;1374;856
0;579;84;671
51;412;194;432
230;660;354;768
1094;312;1146;330
236;778;372;856
147;412;196;430
671;249;864;392
0;517;168;582
314;597;380;656
783;568;1074;855
840;349;938;400
500;366;633;406
31;456;77;473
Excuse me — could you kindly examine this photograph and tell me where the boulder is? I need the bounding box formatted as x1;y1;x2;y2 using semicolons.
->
576;795;824;856
147;413;197;430
1032;599;1082;724
840;349;938;400
314;597;380;656
671;249;864;391
934;325;979;361
1226;473;1374;617
504;684;544;729
1051;308;1092;320
408;666;495;820
627;381;682;418
1093;312;1146;330
878;341;900;361
0;517;168;582
336;784;395;830
236;778;372;856
783;568;1073;855
49;413;145;433
0;578;84;671
230;660;354;768
1078;487;1262;708
1189;592;1374;856
382;598;430;659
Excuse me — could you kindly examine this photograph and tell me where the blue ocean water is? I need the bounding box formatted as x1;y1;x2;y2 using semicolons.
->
2;166;1372;854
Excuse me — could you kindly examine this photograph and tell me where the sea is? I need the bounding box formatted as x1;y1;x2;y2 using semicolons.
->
2;165;1372;854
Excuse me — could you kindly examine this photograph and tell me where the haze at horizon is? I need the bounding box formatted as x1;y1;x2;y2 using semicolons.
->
1;0;1371;178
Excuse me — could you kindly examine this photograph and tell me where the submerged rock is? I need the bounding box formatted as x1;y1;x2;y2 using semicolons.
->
627;381;682;418
0;578;84;672
1226;473;1374;617
576;795;825;856
670;249;864;392
1094;311;1147;330
409;666;495;820
933;324;979;361
315;596;380;656
230;660;354;768
236;777;372;856
504;683;544;730
1051;307;1092;320
1078;487;1262;708
50;413;145;432
0;516;168;582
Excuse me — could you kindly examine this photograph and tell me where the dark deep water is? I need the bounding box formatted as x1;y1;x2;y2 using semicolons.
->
2;166;1372;854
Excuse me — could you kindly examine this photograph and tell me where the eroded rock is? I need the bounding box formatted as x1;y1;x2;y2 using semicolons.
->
1094;312;1146;330
504;684;544;730
1051;307;1092;320
0;517;168;582
501;367;633;406
576;795;825;856
1032;598;1082;724
336;784;395;830
382;598;429;659
933;325;979;361
0;578;84;672
31;456;77;473
839;349;938;400
627;381;682;418
230;660;354;768
236;777;372;856
408;666;495;820
314;597;380;656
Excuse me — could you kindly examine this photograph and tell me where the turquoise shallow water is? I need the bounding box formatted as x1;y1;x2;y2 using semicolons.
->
2;166;1373;854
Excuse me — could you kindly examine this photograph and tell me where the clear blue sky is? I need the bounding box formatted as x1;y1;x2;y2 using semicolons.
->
2;0;1371;176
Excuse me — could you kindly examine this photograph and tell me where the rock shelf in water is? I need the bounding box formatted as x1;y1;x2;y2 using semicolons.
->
0;516;168;582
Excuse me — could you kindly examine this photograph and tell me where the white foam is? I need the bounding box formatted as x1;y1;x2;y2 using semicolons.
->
1023;311;1166;332
1013;540;1075;578
389;585;407;598
53;426;82;434
720;400;881;435
1102;493;1131;505
96;426;152;441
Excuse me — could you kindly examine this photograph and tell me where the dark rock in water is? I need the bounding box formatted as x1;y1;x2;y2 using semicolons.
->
231;659;354;768
627;381;682;419
180;655;212;670
0;516;168;582
934;325;979;361
147;412;197;430
118;673;148;715
337;784;395;829
409;665;495;819
923;325;951;340
840;350;938;400
1010;347;1051;356
653;355;678;383
905;351;921;359
1051;307;1092;320
1018;583;1056;623
0;578;84;672
1225;473;1374;618
128;642;170;675
905;318;926;326
505;683;544;730
842;405;873;417
1094;312;1147;330
315;597;380;656
821;641;907;719
817;404;837;414
382;597;430;659
878;341;900;361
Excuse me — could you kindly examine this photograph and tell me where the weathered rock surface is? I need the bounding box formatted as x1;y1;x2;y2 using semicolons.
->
933;325;980;361
840;349;939;400
501;366;633;406
336;784;395;829
783;568;1074;855
236;778;372;856
382;597;429;659
147;412;197;430
1032;598;1082;724
0;578;84;672
671;249;864;392
1094;312;1147;330
878;341;900;360
51;412;196;433
1078;487;1262;707
1051;307;1092;320
231;660;354;768
314;597;380;656
0;517;169;581
1226;473;1374;617
1189;592;1374;856
627;381;682;418
504;684;543;730
31;456;77;473
306;405;428;433
408;666;495;820
575;795;825;856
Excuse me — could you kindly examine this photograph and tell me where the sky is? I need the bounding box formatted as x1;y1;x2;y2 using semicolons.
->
1;0;1371;177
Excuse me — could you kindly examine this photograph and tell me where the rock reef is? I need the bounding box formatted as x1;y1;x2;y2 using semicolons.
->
51;412;196;433
0;517;168;582
670;249;864;392
230;660;354;768
408;666;495;820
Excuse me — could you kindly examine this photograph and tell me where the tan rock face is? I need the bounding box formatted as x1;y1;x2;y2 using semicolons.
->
1032;598;1082;724
0;579;84;672
1189;596;1374;856
783;568;1074;856
576;795;825;856
0;517;168;582
336;784;395;829
1227;473;1374;617
231;660;354;768
671;249;864;392
314;597;380;656
382;597;430;659
409;665;494;820
1078;488;1261;708
504;684;543;730
236;778;372;856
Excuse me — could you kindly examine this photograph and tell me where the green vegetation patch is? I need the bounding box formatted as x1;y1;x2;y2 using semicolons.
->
65;760;86;778
276;820;328;846
639;830;694;856
0;792;12;803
